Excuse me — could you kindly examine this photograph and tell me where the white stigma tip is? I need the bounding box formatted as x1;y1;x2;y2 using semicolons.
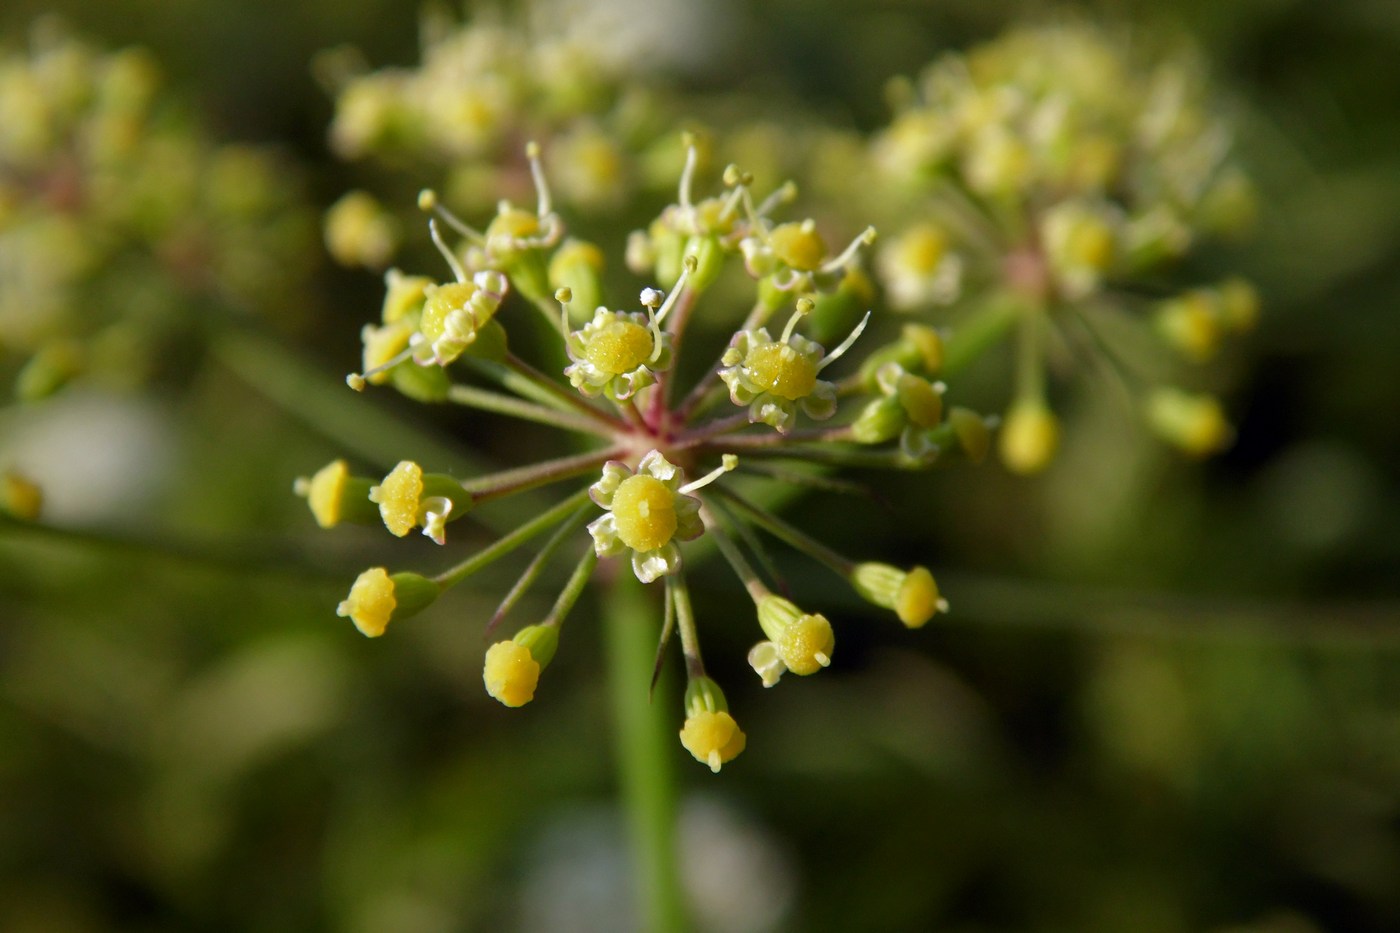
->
936;598;950;613
708;750;722;773
815;652;831;668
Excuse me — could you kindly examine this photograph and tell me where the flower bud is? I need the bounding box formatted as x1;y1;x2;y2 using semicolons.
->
324;190;398;269
998;401;1059;475
381;269;432;323
756;595;834;676
679;676;746;773
336;568;439;637
294;459;379;528
1146;388;1233;457
483;625;559;708
548;238;606;324
851;397;904;445
948;406;991;463
851;563;946;628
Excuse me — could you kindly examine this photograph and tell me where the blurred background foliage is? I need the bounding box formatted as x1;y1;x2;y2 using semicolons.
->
1;1;1398;931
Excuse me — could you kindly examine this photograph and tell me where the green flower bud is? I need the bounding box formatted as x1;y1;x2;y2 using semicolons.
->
548;238;606;324
851;396;904;445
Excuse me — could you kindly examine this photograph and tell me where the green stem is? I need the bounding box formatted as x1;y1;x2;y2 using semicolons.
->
463;447;619;503
713;485;854;577
446;383;611;435
602;573;688;933
432;488;591;589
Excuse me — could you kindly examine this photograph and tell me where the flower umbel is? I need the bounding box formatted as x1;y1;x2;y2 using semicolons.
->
298;135;1072;771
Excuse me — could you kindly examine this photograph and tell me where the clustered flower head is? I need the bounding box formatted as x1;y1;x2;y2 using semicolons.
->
318;5;678;247
301;137;998;772
0;21;315;400
864;23;1258;471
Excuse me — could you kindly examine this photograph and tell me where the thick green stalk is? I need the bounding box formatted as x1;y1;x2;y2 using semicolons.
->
602;574;688;933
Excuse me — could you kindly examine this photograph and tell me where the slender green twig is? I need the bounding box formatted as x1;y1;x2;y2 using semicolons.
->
712;485;854;577
603;574;687;933
446;383;612;435
486;505;592;638
432;488;591;589
463;447;619;503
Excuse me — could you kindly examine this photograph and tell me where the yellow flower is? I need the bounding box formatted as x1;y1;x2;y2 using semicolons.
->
851;562;948;629
1146;388;1233;457
336;568;396;637
483;641;542;707
483;625;559;708
999;401;1060;475
368;461;467;544
679;711;747;773
752;595;835;683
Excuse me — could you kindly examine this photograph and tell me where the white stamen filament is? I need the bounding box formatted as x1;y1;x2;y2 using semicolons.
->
419;188;484;242
525;140;552;218
678;134;698;213
347;344;419;391
755;180;798;218
428;219;468;284
821;225;878;275
679;454;738;494
818;311;871;371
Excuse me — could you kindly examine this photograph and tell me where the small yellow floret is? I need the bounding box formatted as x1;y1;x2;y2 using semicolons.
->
769;222;827;271
487;207;541;244
747;344;819;401
483;641;541;707
419;282;480;343
679;711;747;773
336;568;396;637
895;567;942;628
585;320;654;375
999;404;1060;475
306;459;349;528
776;614;835;675
1147;389;1234;458
372;461;423;536
611;474;678;553
898;224;948;274
897;374;943;427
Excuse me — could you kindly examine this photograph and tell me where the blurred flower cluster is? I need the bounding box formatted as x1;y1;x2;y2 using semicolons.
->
0;21;316;400
319;6;688;271
302;139;987;771
864;24;1258;470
